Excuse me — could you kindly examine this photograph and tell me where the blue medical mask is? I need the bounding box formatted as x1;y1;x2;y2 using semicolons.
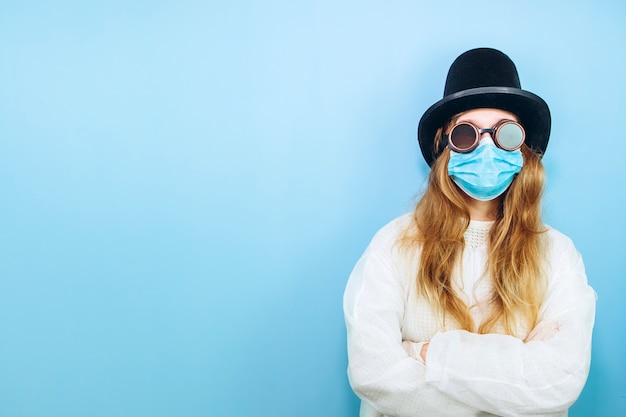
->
447;138;524;201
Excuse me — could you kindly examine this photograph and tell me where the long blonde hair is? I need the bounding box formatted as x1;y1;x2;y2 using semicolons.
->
400;125;547;337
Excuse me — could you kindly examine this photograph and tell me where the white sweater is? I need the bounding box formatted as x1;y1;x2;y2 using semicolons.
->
344;213;596;417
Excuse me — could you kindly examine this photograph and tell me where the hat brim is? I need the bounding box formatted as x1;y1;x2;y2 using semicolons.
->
418;86;551;166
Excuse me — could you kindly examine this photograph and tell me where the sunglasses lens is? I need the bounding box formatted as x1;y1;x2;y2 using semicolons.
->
449;123;477;151
497;122;525;150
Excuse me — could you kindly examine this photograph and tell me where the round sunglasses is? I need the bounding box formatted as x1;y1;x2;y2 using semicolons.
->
445;120;525;153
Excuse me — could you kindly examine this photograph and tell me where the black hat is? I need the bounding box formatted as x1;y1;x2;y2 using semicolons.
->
417;48;551;166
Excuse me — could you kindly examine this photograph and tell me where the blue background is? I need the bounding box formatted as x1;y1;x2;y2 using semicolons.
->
1;1;624;416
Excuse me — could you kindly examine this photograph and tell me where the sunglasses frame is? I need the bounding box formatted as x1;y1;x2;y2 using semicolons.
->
445;120;526;153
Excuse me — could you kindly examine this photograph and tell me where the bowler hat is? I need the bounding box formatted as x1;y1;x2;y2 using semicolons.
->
417;48;551;166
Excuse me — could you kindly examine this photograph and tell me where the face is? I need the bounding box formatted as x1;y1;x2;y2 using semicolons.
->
446;107;525;207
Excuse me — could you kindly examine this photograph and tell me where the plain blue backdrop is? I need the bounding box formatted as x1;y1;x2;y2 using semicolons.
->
0;1;624;416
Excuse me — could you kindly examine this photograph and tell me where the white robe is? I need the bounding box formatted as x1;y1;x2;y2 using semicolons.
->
344;213;596;417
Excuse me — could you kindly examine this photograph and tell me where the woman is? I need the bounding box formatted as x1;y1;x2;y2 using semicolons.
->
343;48;596;417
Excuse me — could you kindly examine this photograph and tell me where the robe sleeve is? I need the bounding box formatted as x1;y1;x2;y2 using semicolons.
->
424;231;596;416
344;220;479;416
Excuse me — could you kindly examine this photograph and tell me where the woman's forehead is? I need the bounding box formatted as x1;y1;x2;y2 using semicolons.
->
456;108;518;123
